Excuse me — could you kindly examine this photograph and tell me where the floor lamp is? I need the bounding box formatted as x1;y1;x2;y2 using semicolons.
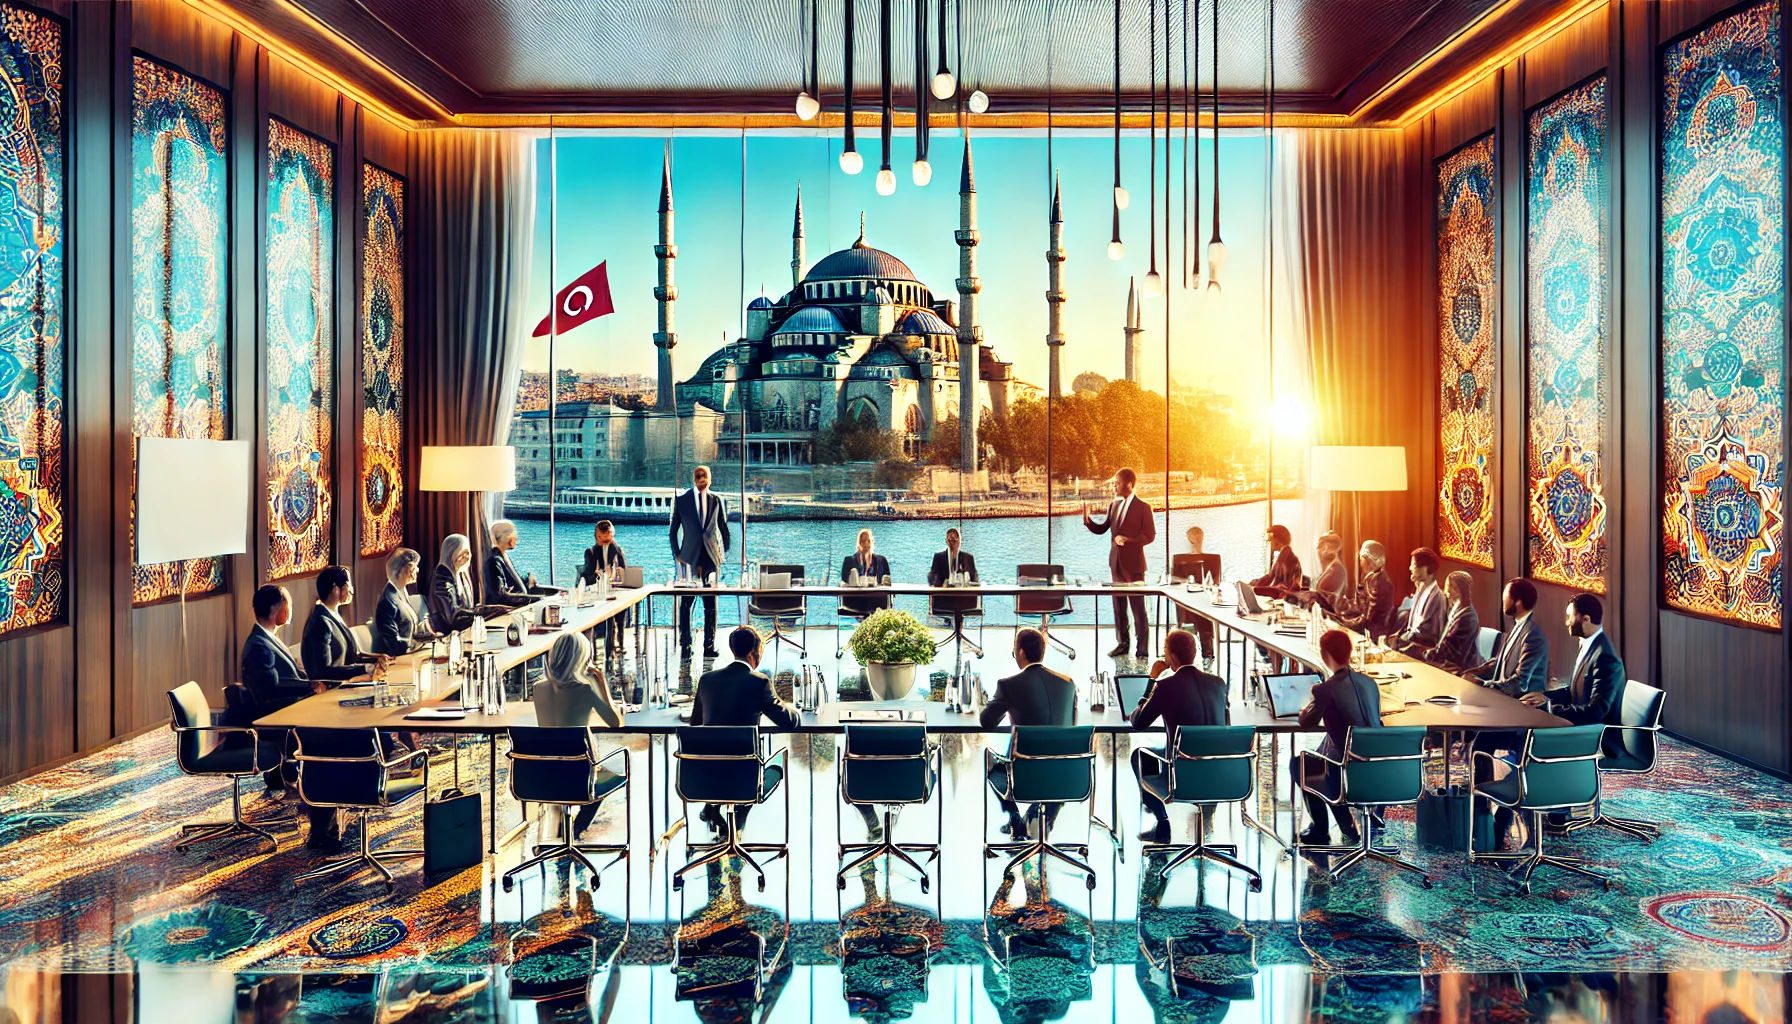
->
1308;446;1408;585
137;437;252;683
419;445;519;597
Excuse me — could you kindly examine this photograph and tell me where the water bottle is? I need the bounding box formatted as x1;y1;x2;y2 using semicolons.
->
1089;672;1107;712
493;656;507;715
447;631;462;674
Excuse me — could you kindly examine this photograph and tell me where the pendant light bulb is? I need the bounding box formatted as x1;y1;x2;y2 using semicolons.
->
1113;185;1130;210
840;149;864;175
1143;269;1163;297
795;91;820;120
1108;240;1125;261
912;158;932;186
931;70;956;100
1206;276;1222;301
967;88;990;113
876;167;897;195
1207;239;1228;271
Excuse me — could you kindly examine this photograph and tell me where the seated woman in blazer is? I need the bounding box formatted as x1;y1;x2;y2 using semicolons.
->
483;519;541;607
373;547;436;656
429;533;479;634
301;565;389;682
839;527;892;618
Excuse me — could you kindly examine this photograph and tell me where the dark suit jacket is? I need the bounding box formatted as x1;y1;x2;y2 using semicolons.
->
841;552;891;583
1130;665;1230;732
1299;667;1382;760
1394;582;1448;647
1418;600;1480;671
1251;546;1303;593
690;661;800;729
429;562;476;634
1473;613;1549;696
301;604;375;682
484;548;533;605
1084;494;1156;582
241;625;313;713
1339;570;1397;639
373;582;431;657
927;549;978;586
669;487;731;569
1550;630;1623;729
579;541;627;586
980;663;1077;729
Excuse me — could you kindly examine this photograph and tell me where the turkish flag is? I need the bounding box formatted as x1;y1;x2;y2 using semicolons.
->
531;261;615;337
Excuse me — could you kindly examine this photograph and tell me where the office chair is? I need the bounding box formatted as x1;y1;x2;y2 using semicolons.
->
1474;627;1500;664
350;623;375;655
673;726;789;892
502;727;631;892
928;587;984;665
1296;726;1432;886
984;725;1098;890
1470;723;1611;893
748;563;807;663
1137;726;1264;890
1578;679;1665;840
166;683;288;852
837;724;943;892
836;583;893;658
292;727;429;891
1015;563;1076;659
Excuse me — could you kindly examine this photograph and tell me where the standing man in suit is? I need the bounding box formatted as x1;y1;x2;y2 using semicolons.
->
689;626;799;832
670;465;731;658
927;526;978;585
1294;629;1383;848
1464;578;1549;696
301;566;388;683
1130;629;1230;842
1082;467;1156;659
580;520;629;656
981;628;1078;839
1416;571;1481;670
1391;547;1447;649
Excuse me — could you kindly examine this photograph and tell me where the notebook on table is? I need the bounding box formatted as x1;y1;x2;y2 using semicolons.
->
1263;672;1323;719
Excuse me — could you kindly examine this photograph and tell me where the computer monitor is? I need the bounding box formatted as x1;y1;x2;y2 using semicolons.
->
1171;553;1223;584
1263;672;1323;719
1234;581;1265;615
1115;674;1152;712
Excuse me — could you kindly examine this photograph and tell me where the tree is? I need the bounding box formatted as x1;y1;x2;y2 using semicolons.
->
1072;371;1108;396
814;414;906;464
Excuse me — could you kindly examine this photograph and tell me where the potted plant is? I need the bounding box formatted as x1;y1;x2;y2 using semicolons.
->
847;608;937;700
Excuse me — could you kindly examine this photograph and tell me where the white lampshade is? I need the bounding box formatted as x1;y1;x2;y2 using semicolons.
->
419;445;517;493
1308;445;1407;493
136;437;251;564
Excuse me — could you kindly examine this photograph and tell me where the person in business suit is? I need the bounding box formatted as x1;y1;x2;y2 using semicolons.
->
241;584;343;850
927;526;977;585
301;565;388;683
534;631;625;839
1250;524;1303;598
1389;547;1448;650
690;626;799;831
840;528;893;619
1464;577;1549;696
373;548;435;656
1336;541;1398;640
1294;629;1383;847
579;520;629;655
1311;531;1348;608
484;520;539;607
429;533;478;635
981;628;1078;838
1173;526;1218;665
1082;467;1156;658
1130;629;1231;842
670;465;731;658
1416;571;1481;670
1523;593;1623;734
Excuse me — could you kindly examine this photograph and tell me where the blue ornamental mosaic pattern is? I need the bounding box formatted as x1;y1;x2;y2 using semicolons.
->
1436;135;1497;569
1526;77;1609;590
265;119;334;580
360;163;404;557
1660;0;1785;628
131;56;228;604
0;4;63;637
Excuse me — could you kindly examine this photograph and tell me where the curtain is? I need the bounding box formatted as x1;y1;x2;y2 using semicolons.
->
1277;128;1426;576
407;129;538;601
1268;130;1329;564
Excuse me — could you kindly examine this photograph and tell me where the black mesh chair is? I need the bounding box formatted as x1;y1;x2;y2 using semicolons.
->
673;726;789;891
1137;725;1263;890
1470;724;1611;893
166;682;287;851
293;727;429;891
837;724;942;891
984;725;1098;890
502;727;630;892
1582;680;1666;840
748;563;808;661
1015;563;1075;659
928;589;984;663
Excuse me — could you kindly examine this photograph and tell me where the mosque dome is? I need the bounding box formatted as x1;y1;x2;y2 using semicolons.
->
747;295;774;310
901;308;952;335
806;245;918;283
774;306;849;336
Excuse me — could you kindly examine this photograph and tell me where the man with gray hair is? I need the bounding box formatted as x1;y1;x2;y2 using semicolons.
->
1336;540;1398;640
670;465;731;657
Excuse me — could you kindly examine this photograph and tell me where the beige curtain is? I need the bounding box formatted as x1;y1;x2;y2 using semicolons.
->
1277;128;1427;572
407;129;538;601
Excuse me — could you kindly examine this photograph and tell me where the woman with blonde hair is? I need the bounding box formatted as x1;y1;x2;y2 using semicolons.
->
1413;570;1482;670
429;533;476;634
840;527;892;617
534;630;625;838
374;547;436;656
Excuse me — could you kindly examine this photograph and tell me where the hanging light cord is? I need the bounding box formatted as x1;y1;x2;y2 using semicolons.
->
1148;0;1156;275
1210;0;1221;245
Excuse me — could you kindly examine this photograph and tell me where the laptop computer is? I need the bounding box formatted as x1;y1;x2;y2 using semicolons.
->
1234;580;1265;615
620;566;644;588
1171;553;1223;585
1115;674;1152;713
1263;672;1323;719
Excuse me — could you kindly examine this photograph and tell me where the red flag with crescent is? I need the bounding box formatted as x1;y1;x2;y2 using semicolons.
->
531;261;615;337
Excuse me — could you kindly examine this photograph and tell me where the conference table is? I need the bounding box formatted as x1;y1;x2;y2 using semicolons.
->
255;579;1563;857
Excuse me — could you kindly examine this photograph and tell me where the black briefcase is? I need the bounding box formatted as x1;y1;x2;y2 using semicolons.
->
424;788;483;874
1415;785;1495;853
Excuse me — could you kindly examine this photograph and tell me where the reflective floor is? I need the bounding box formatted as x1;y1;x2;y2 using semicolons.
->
4;627;1792;1023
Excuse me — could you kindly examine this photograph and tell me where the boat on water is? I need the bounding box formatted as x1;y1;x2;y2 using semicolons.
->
504;485;750;523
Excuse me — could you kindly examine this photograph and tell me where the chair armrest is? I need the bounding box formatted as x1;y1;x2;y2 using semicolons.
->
173;723;266;766
760;745;788;774
382;746;430;773
596;745;631;776
1137;747;1173;770
1601;723;1658;736
1303;747;1346;768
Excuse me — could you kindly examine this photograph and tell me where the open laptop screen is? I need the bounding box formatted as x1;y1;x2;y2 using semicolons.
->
1263;672;1323;719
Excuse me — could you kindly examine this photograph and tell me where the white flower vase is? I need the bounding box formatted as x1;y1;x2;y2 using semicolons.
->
863;662;918;701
